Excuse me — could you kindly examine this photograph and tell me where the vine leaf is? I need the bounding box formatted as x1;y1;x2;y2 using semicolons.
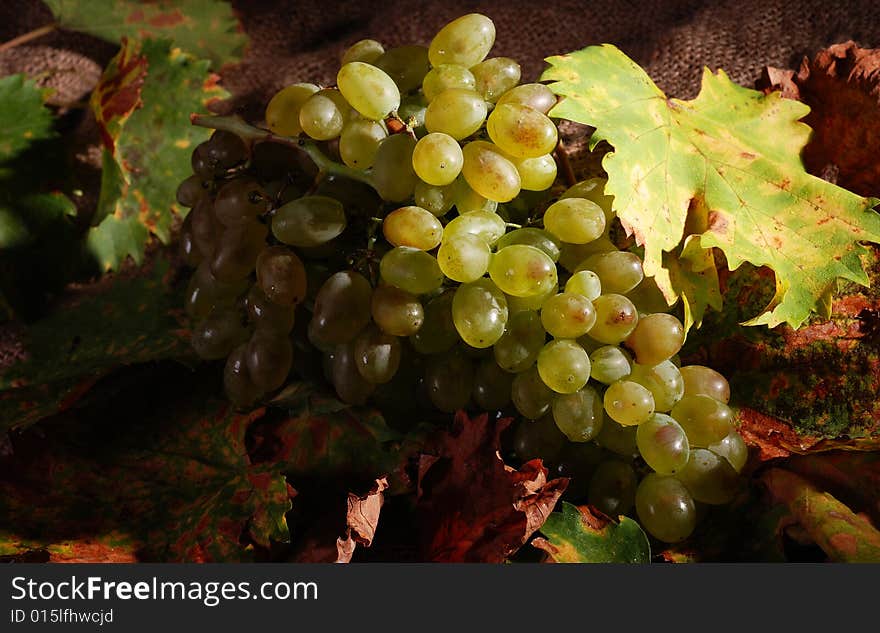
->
44;0;247;68
532;502;651;563
542;44;880;330
0;74;54;162
87;38;227;271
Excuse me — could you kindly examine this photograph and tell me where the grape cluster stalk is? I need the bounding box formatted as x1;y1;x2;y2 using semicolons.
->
176;13;748;545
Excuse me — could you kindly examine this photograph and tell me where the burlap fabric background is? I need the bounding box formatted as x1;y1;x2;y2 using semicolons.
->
2;0;879;116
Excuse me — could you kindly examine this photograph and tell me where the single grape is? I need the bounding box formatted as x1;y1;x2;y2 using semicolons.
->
708;430;748;473
552;384;604;442
564;270;602;301
179;213;202;267
496;228;561;262
537;339;591;394
676;448;740;504
679;365;731;403
493;310;546;373
246;330;293;392
428;13;495;68
299;93;345;140
412;132;464;186
353;325;402;384
511;414;566;463
191;307;250;360
382;205;443;250
511;366;556;419
442;209;506;245
184;260;248;320
628;360;684;412
461;140;521;203
265;83;320;136
471;57;521;102
558;237;617;272
256;246;307;306
437;233;491;283
425;348;474;412
589;345;632;384
496;83;557;114
588;294;639;344
245;285;296;334
424;88;488;140
636;413;690;474
452;278;509;348
635;473;697;543
505;282;557;314
560;177;615;228
372;45;431;93
670;394;734;446
579;251;645;295
339;118;387;169
487;103;557;157
224;343;262;407
510;153;557;191
341;38;385;65
337;62;400;121
422;64;476;101
330;342;376;405
373;134;419;202
472;358;514;411
544;198;606;244
594;414;639;458
588;460;638;517
540;292;597;339
210;220;267;282
272;196;346;247
176;175;206;208
379;246;444;295
603;379;655;426
489;245;557;298
410;291;459;355
371;284;424;336
214;178;267;227
451;176;497;213
415;180;456;216
310;270;373;345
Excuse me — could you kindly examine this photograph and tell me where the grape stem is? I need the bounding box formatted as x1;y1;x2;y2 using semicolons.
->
190;113;378;190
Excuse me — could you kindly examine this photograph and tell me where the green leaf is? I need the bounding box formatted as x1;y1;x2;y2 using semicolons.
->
542;45;880;330
87;38;227;271
0;74;54;163
532;501;650;563
44;0;247;67
0;252;192;431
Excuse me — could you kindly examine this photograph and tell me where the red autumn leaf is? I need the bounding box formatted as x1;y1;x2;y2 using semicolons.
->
416;411;568;563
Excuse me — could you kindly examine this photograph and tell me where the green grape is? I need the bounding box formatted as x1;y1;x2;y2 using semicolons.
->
510;153;557;191
671;394;734;446
437;233;491;283
505;282;557;313
472;358;514;410
210;220;267;282
628;360;684;412
627;276;673;314
341;38;384;65
412;132;464;186
451;176;498;213
493;310;546;372
246;330;293;392
537;339;591;394
245;286;296;334
373;134;419;202
579;251;644;295
424;88;488;140
191;307;249;360
224;343;261;407
415;180;456;216
511;366;555;419
310;270;373;345
679;365;731;403
382;205;443;250
184;260;248;320
299;93;345;140
588;460;637;517
708;430;748;473
603;379;655;426
353;325;402;384
330;342;376;405
442;209;506;245
552;384;604;442
461;140;521;203
410;291;459;354
451;278;508;348
428;13;495;68
379;246;444;295
588;293;639;344
371;284;424;337
564;270;602;301
471;57;521;102
422;64;476;101
512;414;566;463
558;237;617;272
272;195;346;247
339;118;387;169
561;177;615;228
635;473;697;543
486;103;557;158
637;413;690;474
256;246;307;306
489;245;557;297
540;292;597;339
373;45;431;93
425;348;474;412
589;345;632;384
543;198;606;244
337;62;400;121
214;178;267;227
676;448;740;504
176;175;206;207
496;228;561;262
265;83;320;136
594;414;639;458
496;83;557;113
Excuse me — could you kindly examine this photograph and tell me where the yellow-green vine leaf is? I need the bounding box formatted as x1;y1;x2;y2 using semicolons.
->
542;44;880;329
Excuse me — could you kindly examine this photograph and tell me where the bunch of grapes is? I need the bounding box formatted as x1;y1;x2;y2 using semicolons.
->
176;13;748;545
